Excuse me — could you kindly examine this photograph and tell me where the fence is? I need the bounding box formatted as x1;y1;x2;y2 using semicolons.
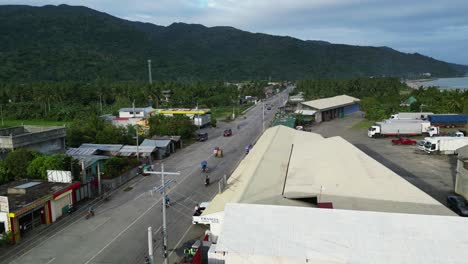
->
102;167;140;191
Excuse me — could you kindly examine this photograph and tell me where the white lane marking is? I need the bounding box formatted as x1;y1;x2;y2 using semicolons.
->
83;199;163;264
168;225;193;259
45;257;56;264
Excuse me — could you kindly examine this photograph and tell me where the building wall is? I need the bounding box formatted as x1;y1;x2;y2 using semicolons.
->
455;159;468;199
119;111;146;118
23;137;65;154
51;191;72;222
0;212;10;237
343;103;359;115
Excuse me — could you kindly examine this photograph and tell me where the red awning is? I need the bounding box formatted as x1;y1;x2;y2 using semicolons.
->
52;182;81;198
318;202;333;209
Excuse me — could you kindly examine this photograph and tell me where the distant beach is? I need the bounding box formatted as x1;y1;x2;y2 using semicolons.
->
406;77;468;90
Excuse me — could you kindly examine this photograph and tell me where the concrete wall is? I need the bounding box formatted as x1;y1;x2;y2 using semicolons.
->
0;126;66;154
0;127;26;136
455;159;468;199
0;212;10;237
119;111;146;118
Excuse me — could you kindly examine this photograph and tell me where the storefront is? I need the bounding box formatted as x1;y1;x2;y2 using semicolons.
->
50;182;80;222
9;195;52;242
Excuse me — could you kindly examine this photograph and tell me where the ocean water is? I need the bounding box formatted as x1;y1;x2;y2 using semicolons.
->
420;77;468;90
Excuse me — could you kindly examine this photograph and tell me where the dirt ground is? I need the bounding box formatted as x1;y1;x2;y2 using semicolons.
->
308;112;457;206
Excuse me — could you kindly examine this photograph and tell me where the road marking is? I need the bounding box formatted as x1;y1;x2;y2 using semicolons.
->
45;257;56;264
90;218;111;232
83;198;163;264
168;224;194;259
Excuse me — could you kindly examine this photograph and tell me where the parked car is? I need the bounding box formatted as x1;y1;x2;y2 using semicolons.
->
391;137;417;145
447;195;468;216
197;132;208;142
267;106;272;110
223;129;232;137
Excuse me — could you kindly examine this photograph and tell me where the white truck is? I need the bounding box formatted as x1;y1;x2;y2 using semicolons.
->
423;137;468;154
192;202;210;224
368;119;439;138
193;114;211;127
390;112;434;120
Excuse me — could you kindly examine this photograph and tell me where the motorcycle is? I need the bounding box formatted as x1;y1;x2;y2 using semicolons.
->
202;165;208;173
205;175;210;186
68;204;77;215
85;208;95;219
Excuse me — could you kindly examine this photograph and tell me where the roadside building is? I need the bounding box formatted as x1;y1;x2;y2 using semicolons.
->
151;135;182;150
118;145;158;162
211;203;468;264
65;152;109;182
111;106;154;127
140;139;173;159
77;144;123;156
0;180;80;243
200;126;453;237
455;145;468;199
299;95;360;123
0;126;66;156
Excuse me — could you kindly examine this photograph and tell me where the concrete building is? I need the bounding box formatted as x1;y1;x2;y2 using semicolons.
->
211;203;468;264
0;180;80;243
200;126;453;237
299;95;360;123
0;126;66;155
118;107;154;118
455;145;468;199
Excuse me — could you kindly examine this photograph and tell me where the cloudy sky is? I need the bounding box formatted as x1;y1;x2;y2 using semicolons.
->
2;0;468;64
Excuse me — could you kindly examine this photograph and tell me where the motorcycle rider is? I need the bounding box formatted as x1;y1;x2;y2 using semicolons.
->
205;174;210;186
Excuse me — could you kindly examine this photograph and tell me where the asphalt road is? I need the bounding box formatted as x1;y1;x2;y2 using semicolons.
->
2;88;290;264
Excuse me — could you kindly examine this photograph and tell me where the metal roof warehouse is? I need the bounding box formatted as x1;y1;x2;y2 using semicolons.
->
200;125;453;236
299;94;360;122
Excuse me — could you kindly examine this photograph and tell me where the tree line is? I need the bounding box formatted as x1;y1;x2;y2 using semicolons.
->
296;77;468;120
0;81;269;121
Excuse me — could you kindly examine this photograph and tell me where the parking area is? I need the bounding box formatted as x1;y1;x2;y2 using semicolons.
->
308;112;457;206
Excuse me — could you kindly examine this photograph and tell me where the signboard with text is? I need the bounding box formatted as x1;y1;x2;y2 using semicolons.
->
0;196;9;213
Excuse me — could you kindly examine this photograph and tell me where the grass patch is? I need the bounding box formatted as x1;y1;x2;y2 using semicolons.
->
352;120;375;129
212;103;254;120
0;119;72;127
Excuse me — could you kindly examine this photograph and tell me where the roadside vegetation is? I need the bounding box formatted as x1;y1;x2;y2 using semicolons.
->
0;149;80;185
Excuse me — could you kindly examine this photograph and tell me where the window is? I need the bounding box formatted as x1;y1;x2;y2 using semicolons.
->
0;222;5;234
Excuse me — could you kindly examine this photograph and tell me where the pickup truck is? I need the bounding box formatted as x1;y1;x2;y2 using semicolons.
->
192;202;210;224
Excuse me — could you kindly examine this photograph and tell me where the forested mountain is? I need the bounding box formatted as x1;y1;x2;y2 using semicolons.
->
0;4;466;81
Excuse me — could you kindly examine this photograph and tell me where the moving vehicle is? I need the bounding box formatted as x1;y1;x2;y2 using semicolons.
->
368;119;439;138
223;129;232;137
428;114;468;127
192;202;210;224
267;106;272;110
423;137;468;154
204;175;210;186
197;132;208;141
447;195;468;216
390;112;433;120
391;137;417;145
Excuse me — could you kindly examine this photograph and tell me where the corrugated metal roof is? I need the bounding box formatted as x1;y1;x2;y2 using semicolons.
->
70;155;109;168
140;139;171;148
66;148;99;156
216;203;468;263
119;106;154;113
202;126;452;217
301;94;360;110
119;145;157;154
79;144;123;152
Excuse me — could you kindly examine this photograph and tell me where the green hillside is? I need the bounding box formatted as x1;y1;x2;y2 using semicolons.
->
0;4;466;81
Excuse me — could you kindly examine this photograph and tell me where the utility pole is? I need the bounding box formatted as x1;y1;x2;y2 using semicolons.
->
99;94;103;114
0;105;3;126
133;100;140;161
148;59;153;84
144;164;180;264
148;226;154;264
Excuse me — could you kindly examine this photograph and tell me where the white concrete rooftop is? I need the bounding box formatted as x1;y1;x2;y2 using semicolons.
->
216;203;468;264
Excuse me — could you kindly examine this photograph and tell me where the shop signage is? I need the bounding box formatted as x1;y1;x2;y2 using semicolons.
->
0;196;9;213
